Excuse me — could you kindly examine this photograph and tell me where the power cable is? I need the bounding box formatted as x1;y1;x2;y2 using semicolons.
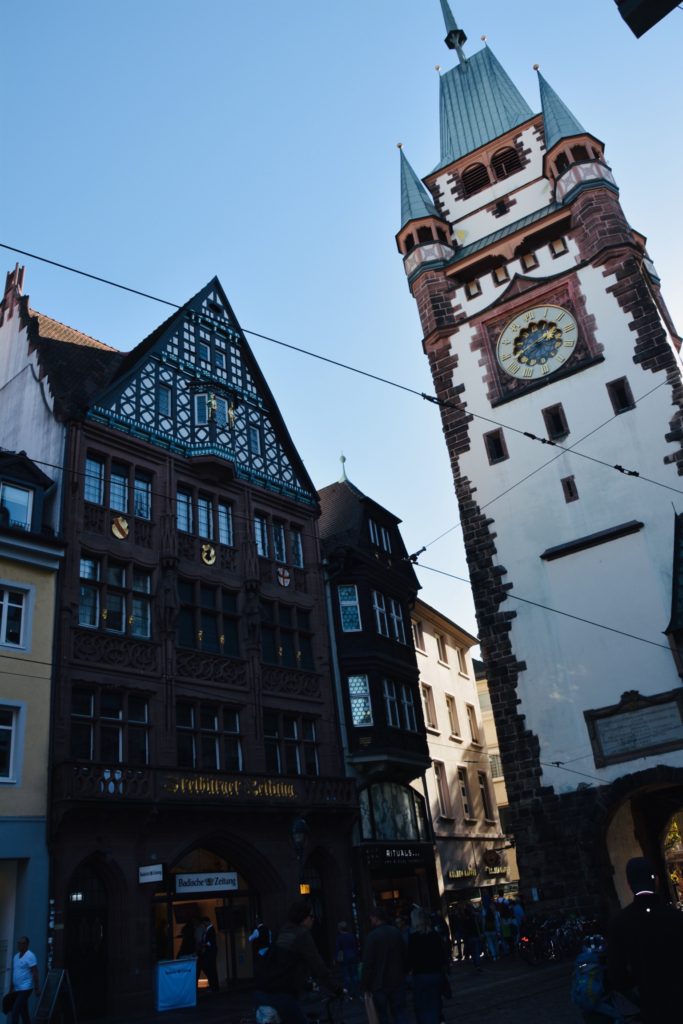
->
1;241;680;498
2;243;682;651
415;378;668;555
413;560;673;652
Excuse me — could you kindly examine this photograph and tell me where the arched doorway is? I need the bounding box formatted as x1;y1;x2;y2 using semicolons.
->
65;861;109;1020
152;846;259;989
602;767;683;907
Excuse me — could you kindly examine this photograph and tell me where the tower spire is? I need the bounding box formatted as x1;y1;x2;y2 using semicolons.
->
398;145;438;229
439;0;467;64
536;69;585;152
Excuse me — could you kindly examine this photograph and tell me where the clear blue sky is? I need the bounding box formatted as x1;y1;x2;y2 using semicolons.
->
3;1;682;638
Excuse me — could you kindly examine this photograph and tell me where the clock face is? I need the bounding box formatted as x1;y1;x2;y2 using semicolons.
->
496;304;578;380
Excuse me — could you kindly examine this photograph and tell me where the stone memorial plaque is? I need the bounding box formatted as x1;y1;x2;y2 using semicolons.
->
585;690;683;767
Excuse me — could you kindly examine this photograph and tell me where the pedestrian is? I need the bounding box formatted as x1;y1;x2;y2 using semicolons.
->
607;856;683;1023
481;899;501;961
10;936;40;1024
407;909;447;1024
461;903;482;971
249;920;273;958
448;905;465;962
198;916;219;992
177;918;197;958
361;906;409;1024
254;900;342;1024
334;921;360;998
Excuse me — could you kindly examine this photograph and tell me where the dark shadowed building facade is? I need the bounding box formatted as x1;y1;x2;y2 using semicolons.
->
318;475;435;922
0;268;355;1017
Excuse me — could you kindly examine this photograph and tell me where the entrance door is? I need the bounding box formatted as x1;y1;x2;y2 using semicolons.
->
65;865;108;1019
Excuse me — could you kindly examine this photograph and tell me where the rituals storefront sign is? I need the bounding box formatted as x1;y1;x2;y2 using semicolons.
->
175;872;238;894
363;844;430;868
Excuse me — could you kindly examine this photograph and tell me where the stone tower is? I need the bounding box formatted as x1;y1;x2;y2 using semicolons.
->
397;2;683;910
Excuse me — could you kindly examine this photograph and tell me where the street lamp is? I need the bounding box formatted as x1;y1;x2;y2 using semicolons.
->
290;817;309;893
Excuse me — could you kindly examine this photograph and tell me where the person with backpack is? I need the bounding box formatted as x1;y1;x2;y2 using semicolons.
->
254;900;342;1024
607;856;683;1023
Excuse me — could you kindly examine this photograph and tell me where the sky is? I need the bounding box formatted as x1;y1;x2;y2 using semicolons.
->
3;1;683;640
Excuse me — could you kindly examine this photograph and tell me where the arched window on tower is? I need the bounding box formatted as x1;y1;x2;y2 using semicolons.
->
491;147;523;181
571;144;589;162
461;163;490;197
555;152;570;175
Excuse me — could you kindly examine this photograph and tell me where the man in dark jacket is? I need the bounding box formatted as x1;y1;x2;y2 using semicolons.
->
607;856;683;1023
254;900;340;1024
361;907;409;1024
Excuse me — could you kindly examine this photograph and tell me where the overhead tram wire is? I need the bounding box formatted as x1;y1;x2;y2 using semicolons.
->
414;377;669;556
1;242;682;501
412;560;673;653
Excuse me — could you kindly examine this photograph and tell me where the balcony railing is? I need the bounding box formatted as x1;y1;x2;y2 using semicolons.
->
53;762;358;810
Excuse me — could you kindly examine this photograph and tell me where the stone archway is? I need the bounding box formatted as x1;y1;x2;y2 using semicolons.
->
64;853;127;1020
599;765;683;908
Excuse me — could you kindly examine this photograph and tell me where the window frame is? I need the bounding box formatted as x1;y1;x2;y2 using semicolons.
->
178;579;239;656
0;582;32;650
347;674;373;727
338;584;362;633
70;687;150;766
85;455;153;520
445;694;461;739
0;482;33;532
389;599;406;644
484;429;509;465
435;633;449;665
372;591;389;637
0;702;24;784
433;761;452;818
176;700;244;773
411;619;425;652
383;679;401;728
421;683;438;731
457;766;473;819
466;702;481;744
260;601;314;671
478;770;495;821
78;555;152;639
606;376;636;415
263;710;319;777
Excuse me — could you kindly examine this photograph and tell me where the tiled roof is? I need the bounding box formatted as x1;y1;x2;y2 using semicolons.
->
448;202;563;264
437;46;535;168
27;307;124;420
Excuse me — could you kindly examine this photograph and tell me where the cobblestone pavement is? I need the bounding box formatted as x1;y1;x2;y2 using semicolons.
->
105;957;580;1024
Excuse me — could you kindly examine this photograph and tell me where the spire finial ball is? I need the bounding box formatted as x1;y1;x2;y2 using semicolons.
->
396;142;403;150
533;63;540;71
481;35;487;42
435;64;441;72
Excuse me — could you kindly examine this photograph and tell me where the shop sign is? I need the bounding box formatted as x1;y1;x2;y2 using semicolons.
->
175;872;238;894
139;864;164;884
446;868;477;880
363;844;425;867
162;774;298;801
485;865;507;876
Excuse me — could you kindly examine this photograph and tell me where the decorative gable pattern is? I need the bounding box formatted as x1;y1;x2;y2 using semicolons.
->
88;280;313;504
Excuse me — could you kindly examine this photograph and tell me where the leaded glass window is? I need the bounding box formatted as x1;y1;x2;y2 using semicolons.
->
338;585;361;632
347;674;372;726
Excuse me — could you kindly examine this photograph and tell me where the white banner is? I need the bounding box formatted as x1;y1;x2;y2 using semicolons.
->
139;864;164;884
175;872;238;893
155;958;197;1012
